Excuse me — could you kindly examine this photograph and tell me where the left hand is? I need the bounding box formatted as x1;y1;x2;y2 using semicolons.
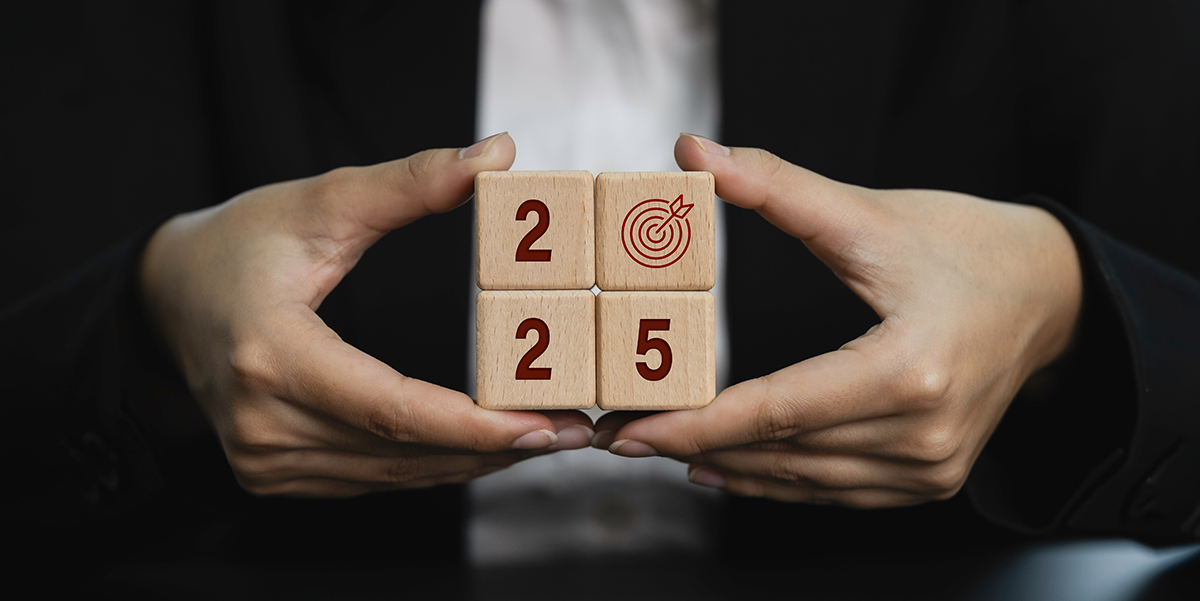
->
592;134;1083;508
139;134;594;498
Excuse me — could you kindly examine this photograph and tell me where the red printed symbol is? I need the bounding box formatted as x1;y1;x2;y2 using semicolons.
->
635;319;672;381
621;194;693;269
515;318;551;380
515;199;551;262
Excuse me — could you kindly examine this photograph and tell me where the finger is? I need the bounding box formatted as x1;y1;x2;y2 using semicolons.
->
263;311;566;455
687;467;926;509
687;449;906;491
307;132;516;243
238;448;523;488
266;478;376;498
266;467;496;498
592;411;658;449
538;410;596;450
222;394;448;458
608;342;898;458
764;416;952;465
674;133;877;253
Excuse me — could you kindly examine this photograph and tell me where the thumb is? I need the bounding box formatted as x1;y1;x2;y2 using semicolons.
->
309;132;516;239
673;133;876;255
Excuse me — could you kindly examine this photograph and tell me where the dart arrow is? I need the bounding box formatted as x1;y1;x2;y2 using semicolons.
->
649;194;693;237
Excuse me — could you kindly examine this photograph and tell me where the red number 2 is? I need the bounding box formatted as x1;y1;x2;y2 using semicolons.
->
515;199;551;262
636;319;672;381
515;318;552;380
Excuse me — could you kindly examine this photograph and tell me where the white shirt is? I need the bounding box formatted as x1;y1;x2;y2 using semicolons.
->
467;0;728;565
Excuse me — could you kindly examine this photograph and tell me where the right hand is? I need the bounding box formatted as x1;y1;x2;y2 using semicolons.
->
138;133;594;497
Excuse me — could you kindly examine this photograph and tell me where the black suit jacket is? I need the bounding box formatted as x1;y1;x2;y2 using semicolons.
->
3;0;1198;576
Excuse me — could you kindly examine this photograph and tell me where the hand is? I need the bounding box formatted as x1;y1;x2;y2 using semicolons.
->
594;134;1083;508
139;133;594;497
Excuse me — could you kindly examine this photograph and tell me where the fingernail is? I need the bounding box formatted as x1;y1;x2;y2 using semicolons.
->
590;429;616;450
473;466;507;478
682;133;730;157
512;428;558;450
551;425;594;451
459;132;507;159
609;439;657;458
688;466;726;489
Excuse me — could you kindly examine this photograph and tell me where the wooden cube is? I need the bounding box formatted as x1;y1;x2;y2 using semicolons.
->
595;172;715;291
476;171;595;290
476;291;596;410
596;291;715;410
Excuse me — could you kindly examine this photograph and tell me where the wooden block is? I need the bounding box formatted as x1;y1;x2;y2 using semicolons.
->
595;172;715;291
476;171;595;290
476;290;596;410
596;291;715;410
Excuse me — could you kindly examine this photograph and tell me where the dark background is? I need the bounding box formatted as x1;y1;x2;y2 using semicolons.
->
3;0;1199;596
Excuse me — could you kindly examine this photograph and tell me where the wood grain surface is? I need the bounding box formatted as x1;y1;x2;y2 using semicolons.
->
596;291;715;410
476;170;595;290
595;171;715;291
476;290;596;410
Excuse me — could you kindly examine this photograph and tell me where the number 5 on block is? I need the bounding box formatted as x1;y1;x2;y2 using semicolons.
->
476;291;596;410
597;292;715;410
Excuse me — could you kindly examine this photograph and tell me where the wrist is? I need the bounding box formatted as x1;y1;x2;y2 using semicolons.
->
131;213;213;437
1025;204;1085;373
137;211;203;380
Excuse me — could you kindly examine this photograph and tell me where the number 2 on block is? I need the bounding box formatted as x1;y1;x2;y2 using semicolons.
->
636;319;672;381
515;318;552;380
515;199;551;262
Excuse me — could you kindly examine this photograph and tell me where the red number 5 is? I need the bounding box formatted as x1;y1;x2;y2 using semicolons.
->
636;319;672;381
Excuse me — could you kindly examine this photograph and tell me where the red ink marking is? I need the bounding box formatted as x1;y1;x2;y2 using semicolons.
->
620;194;693;269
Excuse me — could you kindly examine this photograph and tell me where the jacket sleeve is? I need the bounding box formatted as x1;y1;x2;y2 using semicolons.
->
0;225;249;563
966;195;1200;544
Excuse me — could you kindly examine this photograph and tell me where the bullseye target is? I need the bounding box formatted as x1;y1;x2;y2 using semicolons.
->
621;194;694;269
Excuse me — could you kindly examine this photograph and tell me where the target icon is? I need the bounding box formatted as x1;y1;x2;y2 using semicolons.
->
621;194;694;269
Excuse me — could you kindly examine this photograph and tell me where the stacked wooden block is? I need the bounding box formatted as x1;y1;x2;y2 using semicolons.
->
476;171;715;411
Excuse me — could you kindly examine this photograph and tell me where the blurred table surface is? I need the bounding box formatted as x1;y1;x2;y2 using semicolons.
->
96;538;1199;600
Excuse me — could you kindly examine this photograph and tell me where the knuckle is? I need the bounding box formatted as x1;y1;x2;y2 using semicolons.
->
754;399;793;441
227;338;281;393
907;423;961;464
751;378;800;441
229;463;274;496
919;460;969;499
403;151;436;184
224;413;271;452
400;151;456;216
229;454;272;482
895;357;952;410
223;406;294;454
677;433;709;458
766;453;803;484
312;166;355;201
238;481;273;497
306;167;358;219
384;457;419;484
364;397;417;444
756;150;789;207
